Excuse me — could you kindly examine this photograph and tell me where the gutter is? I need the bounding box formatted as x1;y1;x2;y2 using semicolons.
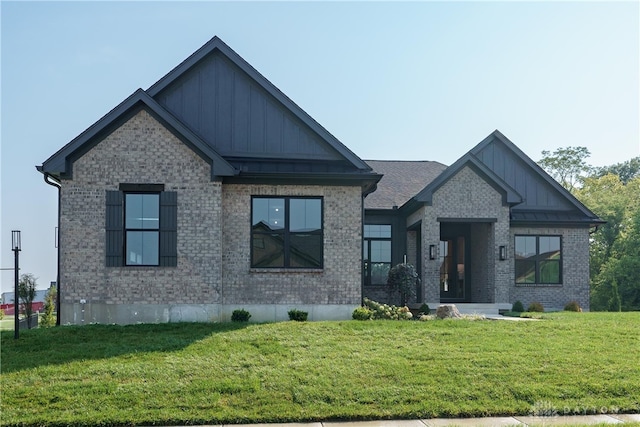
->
39;168;62;326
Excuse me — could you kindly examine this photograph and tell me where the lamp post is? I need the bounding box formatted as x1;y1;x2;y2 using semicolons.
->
12;230;21;339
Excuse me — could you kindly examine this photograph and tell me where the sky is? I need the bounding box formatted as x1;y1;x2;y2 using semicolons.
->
1;1;639;294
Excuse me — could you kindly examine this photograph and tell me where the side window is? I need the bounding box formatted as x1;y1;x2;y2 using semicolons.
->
515;235;562;284
251;197;323;268
363;224;392;285
106;186;177;267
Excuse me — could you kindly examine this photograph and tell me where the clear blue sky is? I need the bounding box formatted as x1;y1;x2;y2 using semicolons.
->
1;1;638;293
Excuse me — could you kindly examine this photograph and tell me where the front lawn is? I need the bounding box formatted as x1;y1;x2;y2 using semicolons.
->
1;312;639;426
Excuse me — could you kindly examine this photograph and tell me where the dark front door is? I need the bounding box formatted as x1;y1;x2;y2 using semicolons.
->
439;224;469;302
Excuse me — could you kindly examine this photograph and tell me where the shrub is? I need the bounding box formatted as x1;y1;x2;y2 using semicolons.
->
352;306;373;320
512;300;525;313
288;309;308;322
363;298;412;320
527;302;544;312
0;309;4;320
564;301;582;312
418;303;430;314
40;286;57;328
387;263;420;305
231;309;251;322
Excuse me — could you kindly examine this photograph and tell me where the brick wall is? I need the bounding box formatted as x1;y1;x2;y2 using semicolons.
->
510;226;590;311
221;184;362;305
60;110;223;324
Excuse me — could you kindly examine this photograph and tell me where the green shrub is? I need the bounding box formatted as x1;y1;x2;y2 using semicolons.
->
512;300;525;313
527;302;544;312
0;308;4;320
352;306;373;320
387;263;420;305
231;309;251;322
363;298;413;320
288;309;308;322
418;303;430;314
564;301;582;312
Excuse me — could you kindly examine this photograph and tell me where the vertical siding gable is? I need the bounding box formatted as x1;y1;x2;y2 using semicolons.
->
475;139;574;210
154;50;343;161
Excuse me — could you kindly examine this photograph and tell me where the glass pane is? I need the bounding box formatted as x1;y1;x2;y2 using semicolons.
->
364;224;391;238
540;236;561;260
363;242;368;259
289;234;322;268
371;262;390;285
290;199;321;232
515;260;536;284
252;198;284;231
126;231;159;265
370;240;391;262
252;233;285;267
540;260;560;283
515;236;536;259
126;194;159;229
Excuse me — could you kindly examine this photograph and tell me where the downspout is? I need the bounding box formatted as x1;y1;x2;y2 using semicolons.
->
43;172;62;326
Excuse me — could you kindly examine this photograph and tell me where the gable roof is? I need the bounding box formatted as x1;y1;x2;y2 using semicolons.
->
364;160;447;209
409;130;603;226
38;89;236;179
470;130;602;224
414;152;524;206
147;36;372;172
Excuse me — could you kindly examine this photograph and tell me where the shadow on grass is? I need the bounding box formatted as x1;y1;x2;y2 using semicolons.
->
0;322;250;373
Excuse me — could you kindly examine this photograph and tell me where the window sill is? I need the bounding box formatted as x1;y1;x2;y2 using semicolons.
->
250;268;323;274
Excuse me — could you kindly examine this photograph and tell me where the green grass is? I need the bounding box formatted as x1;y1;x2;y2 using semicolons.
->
1;312;639;426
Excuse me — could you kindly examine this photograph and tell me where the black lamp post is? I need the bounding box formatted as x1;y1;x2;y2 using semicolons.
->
12;230;21;339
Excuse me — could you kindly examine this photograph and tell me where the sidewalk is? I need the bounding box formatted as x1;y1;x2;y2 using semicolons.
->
223;414;640;427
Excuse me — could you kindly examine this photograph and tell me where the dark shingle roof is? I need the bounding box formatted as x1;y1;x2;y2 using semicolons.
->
364;160;447;209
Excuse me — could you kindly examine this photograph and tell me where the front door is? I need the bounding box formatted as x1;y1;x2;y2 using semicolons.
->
439;225;469;301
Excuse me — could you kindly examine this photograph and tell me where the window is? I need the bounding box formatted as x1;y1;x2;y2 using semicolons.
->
125;194;159;265
106;185;177;267
363;224;391;285
251;197;323;268
515;235;561;284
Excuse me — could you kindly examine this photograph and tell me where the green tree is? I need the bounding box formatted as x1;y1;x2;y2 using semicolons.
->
40;285;57;328
594;156;640;184
18;273;38;329
387;263;419;306
539;146;592;193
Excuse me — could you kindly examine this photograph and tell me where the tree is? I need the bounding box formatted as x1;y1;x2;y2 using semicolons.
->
594;156;640;184
18;273;38;329
539;146;592;193
387;263;419;306
41;285;57;328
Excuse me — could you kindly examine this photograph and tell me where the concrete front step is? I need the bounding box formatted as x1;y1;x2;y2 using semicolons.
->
423;303;512;316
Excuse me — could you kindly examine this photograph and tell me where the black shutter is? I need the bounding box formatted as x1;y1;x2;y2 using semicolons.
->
159;191;178;267
105;191;124;267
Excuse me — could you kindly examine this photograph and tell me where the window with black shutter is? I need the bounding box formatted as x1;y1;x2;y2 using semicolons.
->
105;185;177;267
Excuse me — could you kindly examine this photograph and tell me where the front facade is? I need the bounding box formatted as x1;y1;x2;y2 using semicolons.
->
39;37;601;324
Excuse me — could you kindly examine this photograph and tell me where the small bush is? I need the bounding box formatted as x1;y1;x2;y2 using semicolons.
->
288;309;308;322
418;303;430;314
512;300;525;313
352;306;373;320
527;302;544;313
231;309;251;322
0;309;4;320
564;301;582;312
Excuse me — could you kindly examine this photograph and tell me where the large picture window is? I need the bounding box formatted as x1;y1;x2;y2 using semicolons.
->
515;235;562;284
251;197;323;268
363;224;392;285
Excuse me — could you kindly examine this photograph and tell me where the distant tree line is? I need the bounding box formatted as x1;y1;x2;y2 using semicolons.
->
539;148;640;311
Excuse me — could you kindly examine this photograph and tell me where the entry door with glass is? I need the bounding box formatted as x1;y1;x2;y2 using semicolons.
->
439;236;466;301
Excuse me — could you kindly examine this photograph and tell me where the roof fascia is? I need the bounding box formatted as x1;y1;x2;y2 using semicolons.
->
473;130;599;220
414;153;523;206
39;89;236;179
146;36;372;172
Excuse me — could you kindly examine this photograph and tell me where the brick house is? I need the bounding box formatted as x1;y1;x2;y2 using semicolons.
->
38;37;602;324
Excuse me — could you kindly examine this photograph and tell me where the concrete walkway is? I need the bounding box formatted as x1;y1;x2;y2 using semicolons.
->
220;414;640;427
